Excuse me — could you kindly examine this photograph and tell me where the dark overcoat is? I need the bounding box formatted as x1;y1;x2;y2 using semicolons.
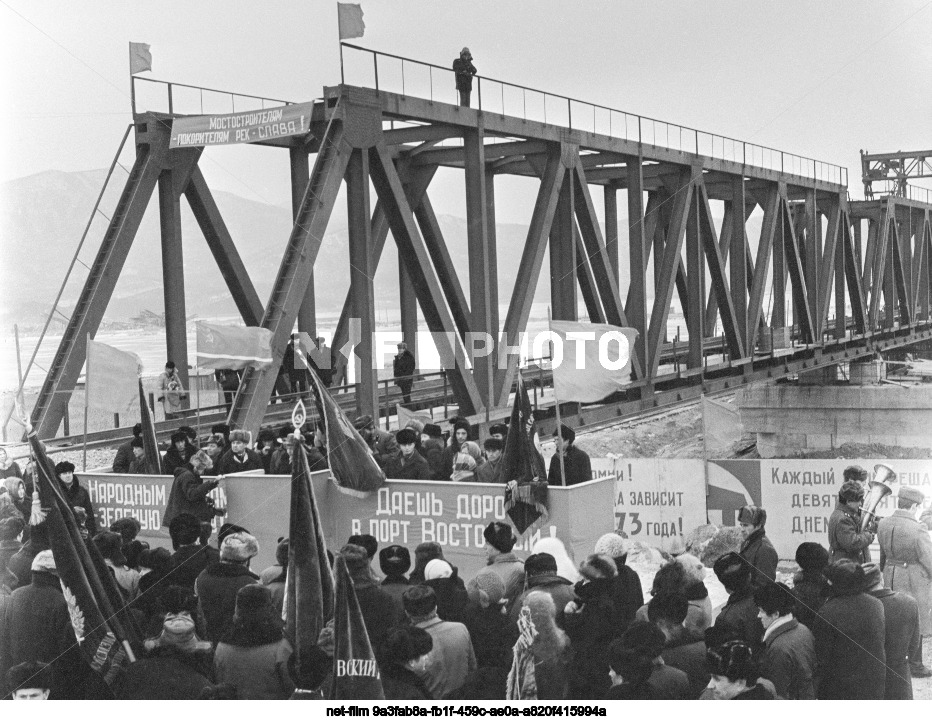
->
869;587;920;700
813;591;886;699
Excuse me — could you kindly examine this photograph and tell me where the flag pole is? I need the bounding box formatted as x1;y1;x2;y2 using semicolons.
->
195;366;201;441
83;333;90;471
337;3;345;84
547;308;567;487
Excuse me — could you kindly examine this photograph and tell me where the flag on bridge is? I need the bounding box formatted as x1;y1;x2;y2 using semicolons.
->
337;3;366;40
397;404;432;431
502;372;549;537
310;372;385;497
86;339;142;414
549;320;638;403
129;42;152;74
284;403;335;679
138;378;162;474
27;424;138;686
329;554;384;700
196;320;273;370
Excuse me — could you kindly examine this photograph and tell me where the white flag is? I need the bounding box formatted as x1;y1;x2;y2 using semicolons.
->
549;320;638;403
338;3;365;40
129;42;152;75
86;340;142;413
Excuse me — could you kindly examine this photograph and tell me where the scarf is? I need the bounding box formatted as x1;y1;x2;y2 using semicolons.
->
506;606;538;700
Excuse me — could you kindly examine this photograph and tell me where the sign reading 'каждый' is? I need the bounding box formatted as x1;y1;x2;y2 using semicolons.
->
169;102;314;148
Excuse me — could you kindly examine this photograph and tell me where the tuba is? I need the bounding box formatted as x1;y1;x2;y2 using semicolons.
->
860;463;897;532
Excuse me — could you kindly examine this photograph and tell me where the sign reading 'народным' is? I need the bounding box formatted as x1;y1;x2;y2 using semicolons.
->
169;102;314;148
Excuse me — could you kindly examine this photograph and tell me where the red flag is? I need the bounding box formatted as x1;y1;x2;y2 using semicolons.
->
284;408;335;679
502;372;549;537
309;372;385;496
138;379;162;474
27;427;137;686
329;554;384;700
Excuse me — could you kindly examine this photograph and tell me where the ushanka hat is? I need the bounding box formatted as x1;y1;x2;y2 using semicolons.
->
484;521;516;553
379;544;411;576
899;486;925;506
220;532;259;562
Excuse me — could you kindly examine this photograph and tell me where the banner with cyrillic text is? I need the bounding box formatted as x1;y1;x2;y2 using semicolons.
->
169;102;314;148
592;458;707;553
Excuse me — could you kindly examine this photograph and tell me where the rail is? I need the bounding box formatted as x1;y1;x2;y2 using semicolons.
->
341;43;848;187
131;76;294;116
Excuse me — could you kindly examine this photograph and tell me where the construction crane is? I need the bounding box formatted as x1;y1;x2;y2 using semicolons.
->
861;149;932;199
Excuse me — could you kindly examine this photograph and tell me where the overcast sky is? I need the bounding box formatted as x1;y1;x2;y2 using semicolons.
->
1;0;930;222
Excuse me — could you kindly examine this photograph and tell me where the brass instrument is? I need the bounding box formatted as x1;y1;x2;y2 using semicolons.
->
860;463;897;532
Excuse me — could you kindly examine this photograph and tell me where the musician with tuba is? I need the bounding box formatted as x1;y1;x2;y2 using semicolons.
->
877;484;932;678
828;479;876;564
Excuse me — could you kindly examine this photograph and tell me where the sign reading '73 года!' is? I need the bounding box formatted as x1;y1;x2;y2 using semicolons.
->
169;102;315;148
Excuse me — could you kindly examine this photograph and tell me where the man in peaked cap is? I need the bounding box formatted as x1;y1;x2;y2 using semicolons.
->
547;423;591;487
877;485;932;678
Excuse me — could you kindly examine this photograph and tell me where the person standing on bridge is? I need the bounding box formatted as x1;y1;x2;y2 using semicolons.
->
453;47;476;107
158;361;187;420
393;342;417;405
547;424;591;487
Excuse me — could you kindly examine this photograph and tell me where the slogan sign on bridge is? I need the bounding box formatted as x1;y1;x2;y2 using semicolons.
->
169;102;315;148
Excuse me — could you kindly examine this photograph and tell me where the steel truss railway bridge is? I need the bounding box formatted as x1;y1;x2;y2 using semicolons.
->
24;45;932;441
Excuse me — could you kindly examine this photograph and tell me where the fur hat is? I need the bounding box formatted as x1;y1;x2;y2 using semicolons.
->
340;544;371;574
205;433;225;448
130;437;144;449
899;486;925;507
423;424;443;439
524;552;558;578
554;423;575;443
396;428;419;446
403;418;425;435
110;516;141;543
274;538;290;567
352;415;374;430
381;626;434;666
647;593;689;625
795;542;829;572
170;430;188;445
619;621;666;659
93;531;127;566
235;584;273;618
229;429;249;444
424;559;453;580
483;438;504;452
169;513;202;547
55;461;75;475
31;549;56;574
452;419;471;435
218;523;249;546
484;521;516;553
838;480;865;503
156;612;200;648
753;581;796;616
379;544;411;576
488;423;508;437
403;585;437;617
220;532;259;563
861;562;884;590
823;559;865;596
713;552;750;589
347;534;378;559
7;661;53;692
594;532;627;559
737;505;766;527
470;568;506;609
579;553;618;581
0;515;25;541
843;465;869;483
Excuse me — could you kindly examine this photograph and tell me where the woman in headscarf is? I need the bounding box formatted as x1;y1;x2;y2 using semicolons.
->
0;448;23;481
3;477;30;524
423;558;469;623
213;584;295;699
506;591;572;700
450;441;483;482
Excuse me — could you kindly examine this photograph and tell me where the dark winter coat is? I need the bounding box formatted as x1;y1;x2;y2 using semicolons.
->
114;647;214;699
0;540;22;582
646;661;690;700
112;441;134;473
452;57;476;91
163;466;218;525
813;591;886;699
739;528;778;590
437;442;462;481
509;573;576;629
425;570;469;624
353;577;406;651
547;445;592;487
381;662;433;700
461;603;513;700
215;448;264;476
791;569;827;630
878;508;932;636
422;438;446;480
162;444;197;476
869;587;920;700
59;476;97;536
369;428;402;471
610;555;644;633
393;350;416;385
270;446;328;474
169;543;220;591
713;587;764;646
6;539;42;590
733;684;776;699
758;618;816;700
476;457;504;485
381;575;411;608
564;577;618;699
828;502;873;564
661;627;709;699
386;450;434;480
194;562;260;643
214;636;294;700
1;571;88;699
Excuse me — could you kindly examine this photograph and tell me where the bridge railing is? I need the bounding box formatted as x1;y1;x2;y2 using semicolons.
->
341;43;847;187
131;76;295;116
